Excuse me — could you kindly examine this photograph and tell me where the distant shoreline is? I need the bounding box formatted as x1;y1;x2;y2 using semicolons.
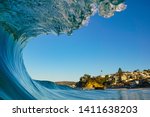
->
55;69;150;90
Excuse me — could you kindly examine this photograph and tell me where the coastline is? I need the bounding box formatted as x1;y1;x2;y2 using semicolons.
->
56;69;150;90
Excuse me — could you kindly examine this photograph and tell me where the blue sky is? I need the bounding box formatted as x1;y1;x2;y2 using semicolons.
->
24;0;150;81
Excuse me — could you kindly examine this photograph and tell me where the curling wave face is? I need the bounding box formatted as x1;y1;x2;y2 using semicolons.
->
0;0;126;99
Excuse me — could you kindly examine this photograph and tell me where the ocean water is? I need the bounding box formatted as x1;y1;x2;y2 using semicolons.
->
1;0;147;100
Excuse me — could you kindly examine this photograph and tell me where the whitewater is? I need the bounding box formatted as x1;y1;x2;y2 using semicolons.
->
1;0;149;100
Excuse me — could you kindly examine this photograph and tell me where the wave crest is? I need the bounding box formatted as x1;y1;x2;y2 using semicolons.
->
0;0;126;99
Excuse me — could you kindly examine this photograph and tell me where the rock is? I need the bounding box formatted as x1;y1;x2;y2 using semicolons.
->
85;80;104;89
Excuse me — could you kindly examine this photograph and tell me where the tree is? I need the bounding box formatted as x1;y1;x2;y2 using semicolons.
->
80;74;91;82
83;74;91;79
118;68;123;75
118;67;123;76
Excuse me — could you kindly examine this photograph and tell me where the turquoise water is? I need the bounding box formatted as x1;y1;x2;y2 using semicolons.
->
1;0;143;100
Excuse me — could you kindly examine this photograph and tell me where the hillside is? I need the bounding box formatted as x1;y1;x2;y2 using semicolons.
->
76;69;150;89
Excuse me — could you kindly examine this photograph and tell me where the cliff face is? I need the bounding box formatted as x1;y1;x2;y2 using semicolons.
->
76;75;105;89
84;79;104;89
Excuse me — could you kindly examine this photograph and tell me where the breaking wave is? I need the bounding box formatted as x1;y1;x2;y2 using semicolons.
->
0;0;126;99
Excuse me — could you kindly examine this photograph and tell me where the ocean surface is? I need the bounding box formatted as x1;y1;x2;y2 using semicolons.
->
39;88;150;100
1;0;147;100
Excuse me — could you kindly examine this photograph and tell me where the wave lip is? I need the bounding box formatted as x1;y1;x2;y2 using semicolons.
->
0;0;126;100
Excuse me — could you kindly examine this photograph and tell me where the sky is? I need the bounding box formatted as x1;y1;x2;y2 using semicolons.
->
24;0;150;82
